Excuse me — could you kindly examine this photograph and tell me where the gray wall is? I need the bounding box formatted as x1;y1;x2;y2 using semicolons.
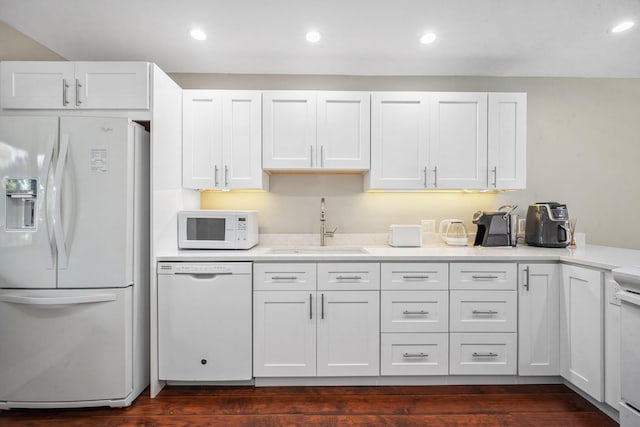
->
173;74;640;249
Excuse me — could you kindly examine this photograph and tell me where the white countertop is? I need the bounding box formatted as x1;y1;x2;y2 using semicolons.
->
157;242;640;271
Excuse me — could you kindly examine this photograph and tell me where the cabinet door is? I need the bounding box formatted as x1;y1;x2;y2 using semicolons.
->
263;91;316;170
317;91;370;170
368;92;429;190
182;90;222;189
560;265;604;401
222;91;266;189
449;290;517;333
317;291;380;376
518;264;560;376
74;62;149;109
253;291;316;377
0;61;74;109
604;272;621;410
488;93;527;190
429;92;488;189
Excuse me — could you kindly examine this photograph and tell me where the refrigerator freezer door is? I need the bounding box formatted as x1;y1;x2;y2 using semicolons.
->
0;287;133;405
56;117;134;288
0;116;58;288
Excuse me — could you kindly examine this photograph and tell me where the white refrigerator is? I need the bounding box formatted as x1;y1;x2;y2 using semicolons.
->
0;116;149;409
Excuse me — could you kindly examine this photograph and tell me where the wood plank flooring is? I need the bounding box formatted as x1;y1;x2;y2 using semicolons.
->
0;384;617;426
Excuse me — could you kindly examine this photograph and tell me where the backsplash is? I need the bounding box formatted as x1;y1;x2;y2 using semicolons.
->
200;174;502;235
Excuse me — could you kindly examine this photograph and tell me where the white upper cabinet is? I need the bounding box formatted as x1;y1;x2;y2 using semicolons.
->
182;90;266;190
488;93;527;189
367;92;430;190
368;91;526;191
1;61;149;110
263;91;370;171
429;92;488;189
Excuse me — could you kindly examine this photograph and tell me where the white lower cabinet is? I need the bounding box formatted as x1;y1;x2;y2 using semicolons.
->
380;263;449;375
518;263;560;376
316;290;380;376
253;263;380;377
450;333;517;375
381;333;449;376
449;290;517;333
560;264;604;401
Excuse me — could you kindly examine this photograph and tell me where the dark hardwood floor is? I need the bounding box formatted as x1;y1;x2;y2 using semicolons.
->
0;384;617;426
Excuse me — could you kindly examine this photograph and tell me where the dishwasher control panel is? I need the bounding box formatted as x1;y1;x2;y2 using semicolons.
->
157;262;251;275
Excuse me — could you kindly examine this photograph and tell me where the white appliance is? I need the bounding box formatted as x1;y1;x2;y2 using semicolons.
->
613;266;640;427
177;210;258;249
0;116;149;409
157;262;252;381
388;225;422;247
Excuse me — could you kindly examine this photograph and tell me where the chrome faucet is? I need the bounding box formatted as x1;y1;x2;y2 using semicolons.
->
320;197;337;246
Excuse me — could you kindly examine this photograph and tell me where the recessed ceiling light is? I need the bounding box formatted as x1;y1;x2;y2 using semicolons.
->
190;29;207;41
611;21;635;33
306;31;321;43
420;32;437;44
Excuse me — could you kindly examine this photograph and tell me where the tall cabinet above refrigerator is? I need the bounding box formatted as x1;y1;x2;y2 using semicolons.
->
0;115;149;408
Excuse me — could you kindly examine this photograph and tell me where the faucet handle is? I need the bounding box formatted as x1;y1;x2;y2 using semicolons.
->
325;227;338;237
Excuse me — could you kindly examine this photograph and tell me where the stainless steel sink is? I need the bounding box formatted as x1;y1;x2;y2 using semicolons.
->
266;247;369;255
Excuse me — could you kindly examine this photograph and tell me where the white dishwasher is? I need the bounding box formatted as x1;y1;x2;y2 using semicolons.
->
157;262;252;381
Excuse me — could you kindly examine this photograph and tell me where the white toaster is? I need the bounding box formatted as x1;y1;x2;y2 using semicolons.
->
388;225;422;247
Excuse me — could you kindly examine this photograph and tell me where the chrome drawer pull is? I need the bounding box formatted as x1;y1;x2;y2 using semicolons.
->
472;310;498;315
403;352;428;358
403;310;429;315
471;275;499;280
336;276;363;280
271;276;298;280
402;275;430;280
472;352;498;358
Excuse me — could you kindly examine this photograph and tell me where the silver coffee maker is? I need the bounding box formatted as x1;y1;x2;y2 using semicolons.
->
525;202;571;248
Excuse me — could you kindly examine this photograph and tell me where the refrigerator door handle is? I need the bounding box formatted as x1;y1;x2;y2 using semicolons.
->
0;293;117;306
53;134;69;269
43;135;57;267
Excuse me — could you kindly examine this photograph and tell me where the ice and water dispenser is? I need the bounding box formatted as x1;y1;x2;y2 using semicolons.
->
5;178;38;230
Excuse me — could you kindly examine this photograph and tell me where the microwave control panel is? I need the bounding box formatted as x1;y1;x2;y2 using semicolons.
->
236;216;248;241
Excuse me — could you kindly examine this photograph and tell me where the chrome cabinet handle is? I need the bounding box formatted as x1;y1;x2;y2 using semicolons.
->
491;166;497;187
523;266;530;291
321;293;325;319
320;145;324;168
471;275;499;280
62;79;70;106
271;276;299;280
403;352;428;358
75;79;82;105
472;352;498;358
472;310;498;315
403;310;429;315
214;165;219;187
423;166;428;187
309;293;313;319
335;275;363;281
310;145;314;168
433;166;438;188
224;165;229;187
402;275;430;280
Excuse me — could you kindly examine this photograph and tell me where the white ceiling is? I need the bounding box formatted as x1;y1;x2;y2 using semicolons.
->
1;0;639;77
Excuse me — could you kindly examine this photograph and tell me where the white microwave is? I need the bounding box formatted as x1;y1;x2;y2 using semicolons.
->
177;210;259;249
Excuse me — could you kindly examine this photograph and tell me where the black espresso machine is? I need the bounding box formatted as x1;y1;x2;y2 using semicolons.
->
524;202;571;248
472;205;518;247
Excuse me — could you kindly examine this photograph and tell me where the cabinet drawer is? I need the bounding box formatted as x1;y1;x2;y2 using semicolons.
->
381;333;448;376
253;263;316;291
381;263;448;290
317;263;380;291
450;263;517;290
381;291;448;333
450;290;517;332
449;333;517;375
